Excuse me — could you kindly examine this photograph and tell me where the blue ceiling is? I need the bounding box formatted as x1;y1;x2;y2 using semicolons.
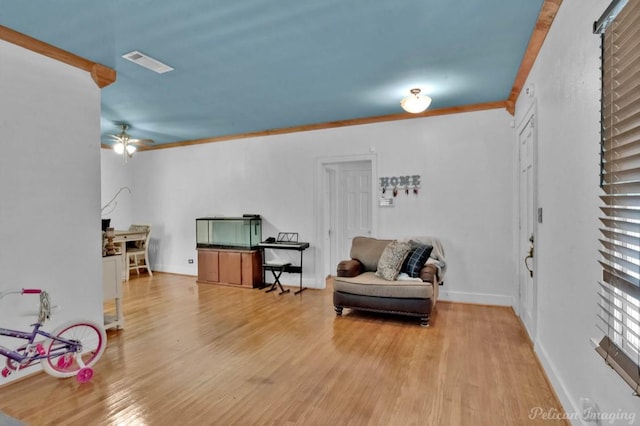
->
0;0;544;145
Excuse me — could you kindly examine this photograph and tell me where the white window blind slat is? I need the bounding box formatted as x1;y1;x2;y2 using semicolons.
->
600;206;640;220
600;216;640;233
605;103;640;132
602;128;640;155
603;269;640;300
601;226;640;239
600;240;640;259
600;180;640;193
602;152;640;172
600;193;640;205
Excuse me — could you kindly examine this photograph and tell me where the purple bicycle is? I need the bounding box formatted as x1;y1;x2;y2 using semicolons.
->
0;289;106;383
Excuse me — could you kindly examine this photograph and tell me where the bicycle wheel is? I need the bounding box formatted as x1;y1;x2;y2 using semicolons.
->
41;320;106;378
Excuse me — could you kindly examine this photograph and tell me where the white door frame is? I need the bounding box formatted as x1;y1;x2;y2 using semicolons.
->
516;102;538;341
315;154;378;287
323;164;338;275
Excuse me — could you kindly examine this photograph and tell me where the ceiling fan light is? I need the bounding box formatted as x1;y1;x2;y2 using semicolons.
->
113;142;125;154
126;144;137;155
400;88;432;114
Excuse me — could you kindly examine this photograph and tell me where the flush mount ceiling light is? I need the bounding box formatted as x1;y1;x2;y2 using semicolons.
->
400;88;432;114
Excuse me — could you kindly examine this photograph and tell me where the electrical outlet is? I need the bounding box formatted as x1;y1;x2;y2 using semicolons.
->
188;259;194;264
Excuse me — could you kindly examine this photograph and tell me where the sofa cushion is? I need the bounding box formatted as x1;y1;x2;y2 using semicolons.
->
401;243;433;278
350;236;392;272
375;241;411;281
334;272;434;299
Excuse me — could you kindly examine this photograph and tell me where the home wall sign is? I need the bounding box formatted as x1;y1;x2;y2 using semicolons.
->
380;175;421;197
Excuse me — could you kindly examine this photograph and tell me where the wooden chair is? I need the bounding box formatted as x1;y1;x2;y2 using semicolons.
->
127;224;152;279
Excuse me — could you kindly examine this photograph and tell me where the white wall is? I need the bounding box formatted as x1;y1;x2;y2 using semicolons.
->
102;108;516;305
0;41;103;383
514;0;639;423
101;152;133;229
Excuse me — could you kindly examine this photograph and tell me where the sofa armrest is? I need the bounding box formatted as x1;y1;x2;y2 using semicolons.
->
419;263;438;284
337;259;363;277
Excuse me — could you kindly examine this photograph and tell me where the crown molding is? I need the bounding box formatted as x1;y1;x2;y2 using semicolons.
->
0;25;116;88
125;100;508;151
505;0;563;114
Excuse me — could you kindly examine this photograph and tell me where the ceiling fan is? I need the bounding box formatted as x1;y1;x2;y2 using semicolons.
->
109;124;154;163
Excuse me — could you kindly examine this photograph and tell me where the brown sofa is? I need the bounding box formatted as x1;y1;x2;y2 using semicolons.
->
333;236;446;327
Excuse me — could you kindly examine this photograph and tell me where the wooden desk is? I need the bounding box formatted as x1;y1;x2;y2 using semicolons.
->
113;230;146;281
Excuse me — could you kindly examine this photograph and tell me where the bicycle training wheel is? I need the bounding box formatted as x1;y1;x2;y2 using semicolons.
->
41;320;106;378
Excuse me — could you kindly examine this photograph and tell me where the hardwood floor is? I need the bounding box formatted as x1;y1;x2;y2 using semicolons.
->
0;274;567;425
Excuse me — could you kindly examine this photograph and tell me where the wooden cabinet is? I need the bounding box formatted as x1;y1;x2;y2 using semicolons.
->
219;251;242;285
198;250;219;282
241;252;262;287
197;248;262;288
103;254;124;330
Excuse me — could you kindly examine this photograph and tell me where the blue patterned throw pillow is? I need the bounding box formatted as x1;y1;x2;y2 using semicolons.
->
401;244;433;278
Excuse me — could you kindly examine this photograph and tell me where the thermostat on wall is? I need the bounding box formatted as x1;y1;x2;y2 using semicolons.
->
379;198;394;207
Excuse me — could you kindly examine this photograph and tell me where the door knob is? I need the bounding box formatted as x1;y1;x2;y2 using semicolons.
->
524;242;534;278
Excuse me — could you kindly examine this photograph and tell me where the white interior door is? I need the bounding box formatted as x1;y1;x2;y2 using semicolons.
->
337;162;372;264
518;114;537;340
323;160;372;271
318;155;376;282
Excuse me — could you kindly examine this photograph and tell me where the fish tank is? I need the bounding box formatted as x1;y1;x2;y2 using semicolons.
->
196;215;262;249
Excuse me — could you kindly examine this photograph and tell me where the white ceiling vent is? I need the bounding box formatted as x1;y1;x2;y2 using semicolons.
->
122;50;174;74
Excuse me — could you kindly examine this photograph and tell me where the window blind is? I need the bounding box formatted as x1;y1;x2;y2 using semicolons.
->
595;0;640;394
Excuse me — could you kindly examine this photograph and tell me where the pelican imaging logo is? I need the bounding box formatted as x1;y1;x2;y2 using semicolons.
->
528;407;636;424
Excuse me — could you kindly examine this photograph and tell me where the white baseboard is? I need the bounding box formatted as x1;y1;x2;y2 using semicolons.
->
534;341;587;426
438;289;514;306
152;264;197;276
151;266;325;289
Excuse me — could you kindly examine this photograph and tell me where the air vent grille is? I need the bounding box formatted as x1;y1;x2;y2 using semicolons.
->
122;50;174;74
